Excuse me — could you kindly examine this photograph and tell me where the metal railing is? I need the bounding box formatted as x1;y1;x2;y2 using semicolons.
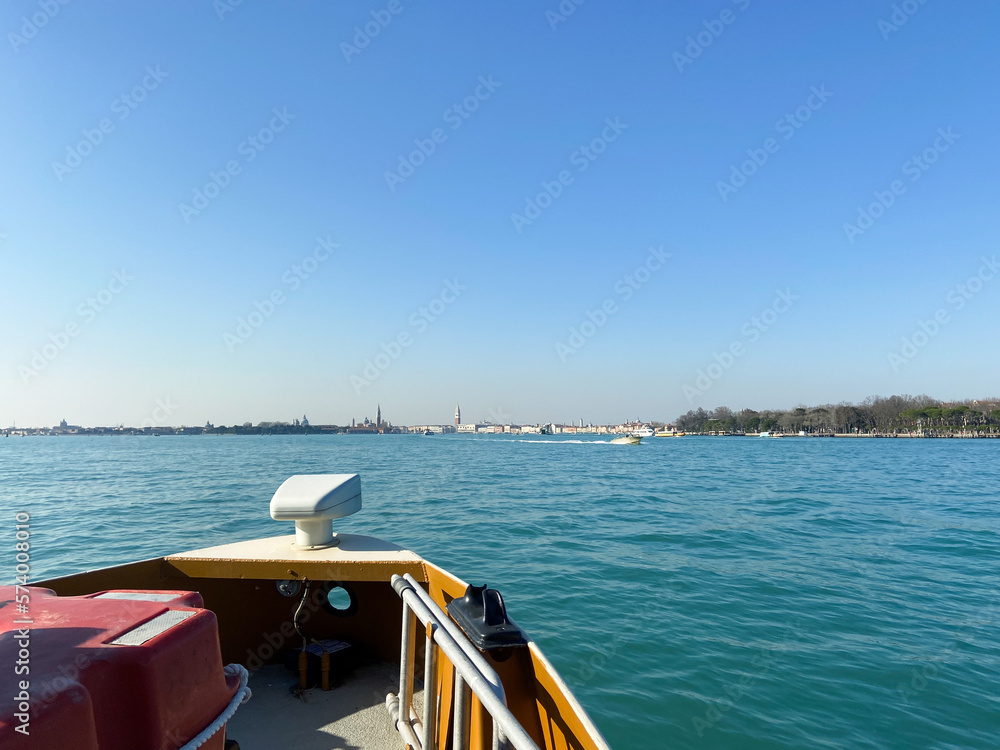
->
386;574;542;750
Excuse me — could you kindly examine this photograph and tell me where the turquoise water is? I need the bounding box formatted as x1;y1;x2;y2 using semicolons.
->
3;435;999;749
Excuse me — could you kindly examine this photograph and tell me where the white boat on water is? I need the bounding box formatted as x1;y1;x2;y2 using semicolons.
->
610;435;642;445
759;431;784;438
632;427;654;438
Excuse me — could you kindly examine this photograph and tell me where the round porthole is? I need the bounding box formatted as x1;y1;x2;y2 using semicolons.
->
320;581;357;617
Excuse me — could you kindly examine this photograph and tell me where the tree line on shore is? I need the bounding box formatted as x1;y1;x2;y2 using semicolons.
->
674;395;1000;435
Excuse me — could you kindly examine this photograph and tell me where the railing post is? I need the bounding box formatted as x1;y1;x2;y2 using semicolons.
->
398;600;413;722
389;575;543;750
454;670;468;750
422;621;439;750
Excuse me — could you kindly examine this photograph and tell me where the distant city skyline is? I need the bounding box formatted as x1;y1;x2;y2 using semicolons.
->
6;392;997;433
3;3;998;428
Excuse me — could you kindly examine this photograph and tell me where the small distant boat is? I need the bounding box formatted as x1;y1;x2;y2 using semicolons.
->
759;432;783;438
655;430;685;437
423;430;434;435
632;427;654;438
610;435;642;445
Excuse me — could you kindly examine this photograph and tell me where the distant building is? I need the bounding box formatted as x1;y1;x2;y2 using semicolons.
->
54;419;82;434
347;405;395;434
410;424;456;434
347;417;378;434
455;404;461;426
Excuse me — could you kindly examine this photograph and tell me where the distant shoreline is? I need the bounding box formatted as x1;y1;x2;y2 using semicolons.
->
5;431;1000;440
707;432;1000;439
676;395;1000;438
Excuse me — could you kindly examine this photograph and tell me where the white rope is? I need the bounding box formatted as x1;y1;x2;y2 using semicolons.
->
178;664;253;749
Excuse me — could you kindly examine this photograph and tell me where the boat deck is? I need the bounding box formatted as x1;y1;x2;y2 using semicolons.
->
36;529;610;750
227;662;422;750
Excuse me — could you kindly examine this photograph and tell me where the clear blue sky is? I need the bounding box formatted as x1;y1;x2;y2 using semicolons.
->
2;1;998;428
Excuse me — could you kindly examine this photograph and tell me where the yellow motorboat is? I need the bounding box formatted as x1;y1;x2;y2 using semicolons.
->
20;474;611;750
610;435;642;445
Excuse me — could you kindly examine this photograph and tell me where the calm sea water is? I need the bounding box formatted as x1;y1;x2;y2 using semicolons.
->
2;435;999;749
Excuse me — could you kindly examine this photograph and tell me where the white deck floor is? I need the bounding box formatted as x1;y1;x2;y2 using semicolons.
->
226;662;420;750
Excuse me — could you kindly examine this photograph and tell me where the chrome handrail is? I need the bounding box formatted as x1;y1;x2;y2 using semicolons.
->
386;574;541;750
401;573;507;703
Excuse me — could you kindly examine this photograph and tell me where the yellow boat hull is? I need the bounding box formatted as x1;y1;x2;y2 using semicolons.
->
40;533;611;750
